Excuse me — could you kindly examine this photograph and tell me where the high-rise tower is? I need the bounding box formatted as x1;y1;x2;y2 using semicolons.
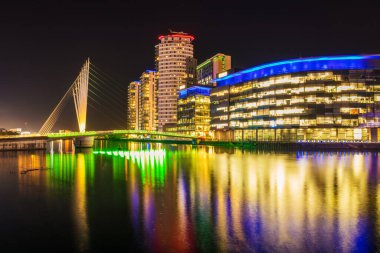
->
127;81;140;130
155;31;195;131
139;70;158;131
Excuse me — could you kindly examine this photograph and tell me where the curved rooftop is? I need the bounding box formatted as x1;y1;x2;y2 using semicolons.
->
178;86;211;99
215;55;380;87
158;34;195;41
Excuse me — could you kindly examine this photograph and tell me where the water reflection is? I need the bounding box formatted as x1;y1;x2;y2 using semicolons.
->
73;153;89;252
1;144;380;252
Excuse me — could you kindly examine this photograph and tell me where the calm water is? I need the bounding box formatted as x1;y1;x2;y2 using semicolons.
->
0;141;380;253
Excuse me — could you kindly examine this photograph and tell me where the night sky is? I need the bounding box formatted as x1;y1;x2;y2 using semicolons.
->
1;0;380;132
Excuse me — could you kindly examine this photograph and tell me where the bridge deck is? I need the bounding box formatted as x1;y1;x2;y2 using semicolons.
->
0;130;195;141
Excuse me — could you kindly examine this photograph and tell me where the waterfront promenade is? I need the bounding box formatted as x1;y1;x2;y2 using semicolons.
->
2;134;380;151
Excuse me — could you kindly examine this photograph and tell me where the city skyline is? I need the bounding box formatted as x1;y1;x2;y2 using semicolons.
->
1;1;380;131
2;2;380;252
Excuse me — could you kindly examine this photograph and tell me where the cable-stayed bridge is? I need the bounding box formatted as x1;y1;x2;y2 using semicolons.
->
0;59;195;151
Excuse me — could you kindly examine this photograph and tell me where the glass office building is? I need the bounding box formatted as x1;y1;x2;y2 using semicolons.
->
178;86;212;137
211;55;380;141
197;53;231;86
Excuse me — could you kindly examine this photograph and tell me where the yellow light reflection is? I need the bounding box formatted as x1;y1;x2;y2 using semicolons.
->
73;153;89;252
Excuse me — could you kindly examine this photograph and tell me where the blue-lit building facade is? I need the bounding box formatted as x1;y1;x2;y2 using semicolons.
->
211;55;380;141
178;86;212;137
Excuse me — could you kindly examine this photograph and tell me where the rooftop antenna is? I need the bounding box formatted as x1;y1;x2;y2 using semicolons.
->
169;29;188;35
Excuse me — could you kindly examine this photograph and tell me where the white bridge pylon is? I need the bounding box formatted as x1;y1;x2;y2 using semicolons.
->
73;60;90;133
39;59;90;135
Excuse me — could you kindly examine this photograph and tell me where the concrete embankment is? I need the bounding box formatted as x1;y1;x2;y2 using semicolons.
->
2;137;380;152
0;137;47;151
102;138;380;151
201;140;380;151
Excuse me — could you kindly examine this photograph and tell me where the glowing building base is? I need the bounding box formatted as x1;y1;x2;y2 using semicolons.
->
74;136;94;148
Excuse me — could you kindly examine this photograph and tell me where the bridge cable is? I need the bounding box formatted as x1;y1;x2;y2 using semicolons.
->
39;59;128;134
87;99;125;129
88;75;126;107
39;81;75;134
87;81;126;117
87;90;126;121
90;63;126;89
87;73;127;118
89;70;126;96
88;69;126;109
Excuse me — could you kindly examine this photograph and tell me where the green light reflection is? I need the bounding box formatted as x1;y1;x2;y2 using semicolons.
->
93;149;167;188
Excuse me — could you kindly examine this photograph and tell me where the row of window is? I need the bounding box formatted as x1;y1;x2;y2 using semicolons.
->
213;128;369;141
226;117;364;127
226;96;376;110
210;71;380;131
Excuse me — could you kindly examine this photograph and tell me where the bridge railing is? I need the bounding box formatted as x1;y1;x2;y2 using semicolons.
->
45;129;195;139
47;131;100;138
111;130;194;139
0;133;44;139
0;130;196;140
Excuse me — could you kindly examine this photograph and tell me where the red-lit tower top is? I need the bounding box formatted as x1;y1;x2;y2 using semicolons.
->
158;31;195;41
